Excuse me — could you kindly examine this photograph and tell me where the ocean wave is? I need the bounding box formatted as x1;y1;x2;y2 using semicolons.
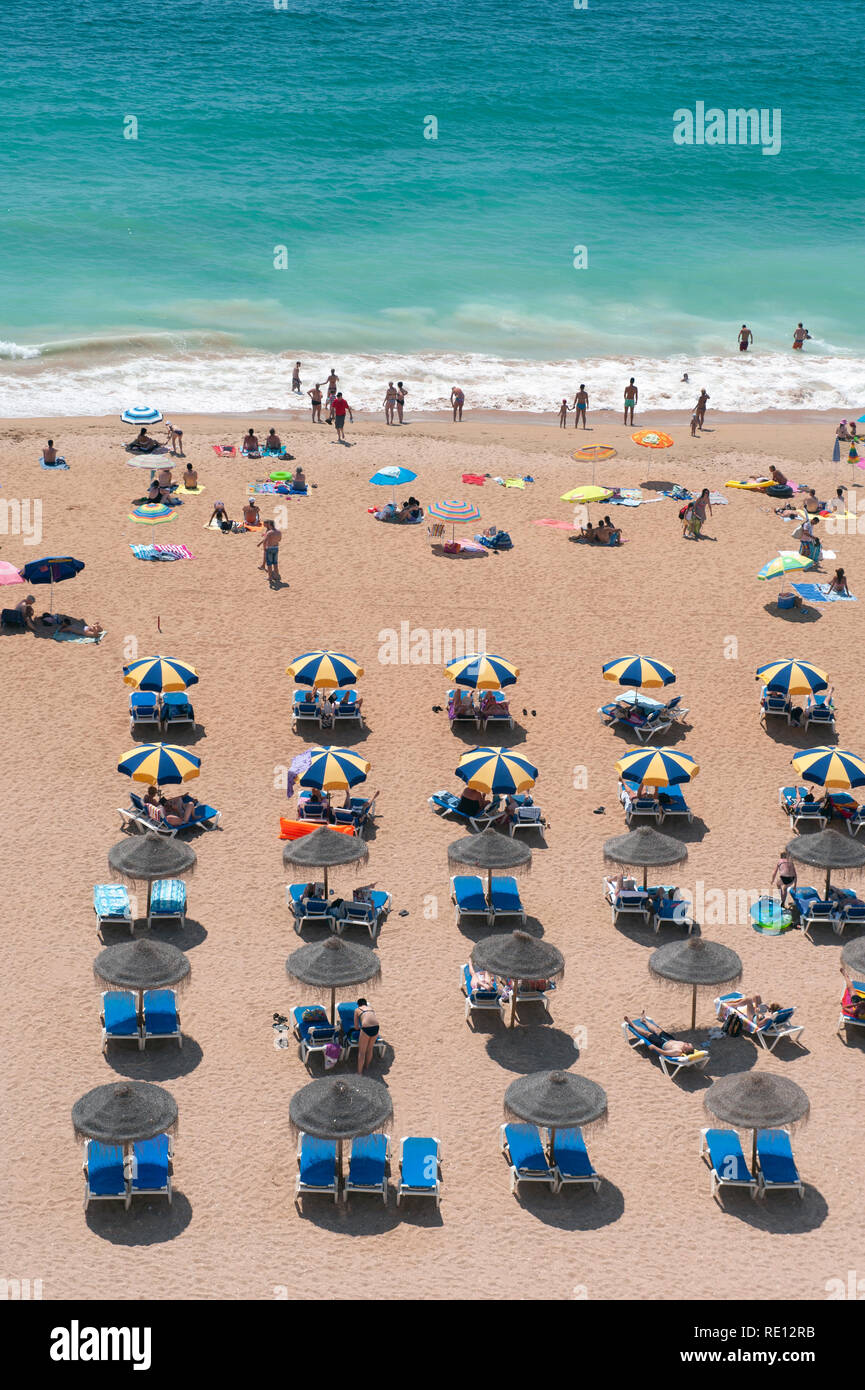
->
0;346;863;416
0;340;41;360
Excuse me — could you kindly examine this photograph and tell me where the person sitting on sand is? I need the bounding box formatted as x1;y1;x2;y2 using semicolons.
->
827;567;851;596
243;500;262;527
242;428;260;456
182;462;198;490
13;595;37;630
292;465;306;489
265;429;282;454
766;465;793;498
395;495;422;522
624;1016;698;1056
41;438;67;466
802;488;825;514
580;521;599;542
130;427;160;453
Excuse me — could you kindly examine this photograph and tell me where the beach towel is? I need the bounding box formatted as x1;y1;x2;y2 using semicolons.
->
501;478;525;489
178;484;205;495
130;545;177;561
126;444;168;455
459;539;489;554
154;543;194;559
462;474;486;485
250;482;279;494
39;457;69;470
52;628;106;644
212;445;237;456
532;519;573;529
792;583;857;604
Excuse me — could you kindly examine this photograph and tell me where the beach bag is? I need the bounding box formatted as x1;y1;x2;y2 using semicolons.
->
722;1012;743;1036
323;1042;342;1069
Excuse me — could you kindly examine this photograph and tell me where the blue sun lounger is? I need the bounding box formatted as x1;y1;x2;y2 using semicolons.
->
548;1128;601;1191
160;690;195;731
779;785;827;831
657;787;693;824
451;875;491;925
295;1133;339;1202
83;1141;130;1210
291;891;337;934
293;1005;340;1064
142;990;182;1048
337;890;391;940
100;991;142;1053
291;691;322;731
651;894;696;934
789;886;836;940
429;790;500;830
488;875;526;923
129;690;161;733
344;1134;389;1203
700;1128;758;1199
621;1016;709;1078
331;689;363;727
148;878;187;929
500;1123;558;1193
93;884;134;934
461;963;504;1022
130;1134;173;1204
397;1136;442;1206
755;1129;804;1198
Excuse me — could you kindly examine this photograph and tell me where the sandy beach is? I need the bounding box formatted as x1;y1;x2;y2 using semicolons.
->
2;407;863;1302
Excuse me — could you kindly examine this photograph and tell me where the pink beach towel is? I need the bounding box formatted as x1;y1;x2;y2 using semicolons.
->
533;519;574;529
462;474;486;485
153;543;194;559
212;445;237;457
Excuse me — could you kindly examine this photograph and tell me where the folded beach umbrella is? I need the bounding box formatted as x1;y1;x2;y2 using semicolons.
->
370;465;417;507
286;650;363;689
615;746;698;787
791;746;865;790
756;659;828;697
117;742;201;786
560;485;612;503
456;746;537;795
428;498;481;540
446;653;519;690
0;561;24;585
19;554;85;609
123;655;199;692
602;654;675;689
300;746;370;791
121;406;163;425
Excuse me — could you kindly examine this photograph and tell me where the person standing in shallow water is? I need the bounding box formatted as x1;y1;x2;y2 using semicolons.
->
572;383;589;428
451;386;464;421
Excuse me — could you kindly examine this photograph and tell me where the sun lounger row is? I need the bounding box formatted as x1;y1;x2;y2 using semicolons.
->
761;690;835;731
118;791;221;836
83;1135;173;1209
100;989;182;1051
501;1124;601;1194
603;878;695;932
428;790;547;839
714;993;804;1052
461;964;555;1022
701;1128;803;1200
93;879;187;932
295;793;376;835
789;885;865;939
291;689;363;731
129;690;195;734
619;780;693;825
780;785;865;836
451;875;526;926
291;1000;389;1066
447;688;514;731
296;1133;441;1206
286;884;391;939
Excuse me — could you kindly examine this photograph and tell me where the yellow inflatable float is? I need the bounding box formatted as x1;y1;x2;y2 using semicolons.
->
724;478;773;490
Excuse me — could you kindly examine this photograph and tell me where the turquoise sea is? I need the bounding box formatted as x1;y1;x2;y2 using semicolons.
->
1;0;863;413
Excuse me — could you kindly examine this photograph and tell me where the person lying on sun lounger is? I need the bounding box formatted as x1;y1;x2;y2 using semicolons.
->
624;1015;698;1056
720;993;782;1024
471;968;500;992
329;688;363;713
344;788;379;820
159;794;196;827
448;689;475;721
841;967;865;1019
478;689;510;718
608;872;638;894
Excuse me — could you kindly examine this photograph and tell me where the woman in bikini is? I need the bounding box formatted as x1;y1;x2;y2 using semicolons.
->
770;850;797;907
354;998;380;1074
827;567;851;596
308;385;323;423
383;382;397;424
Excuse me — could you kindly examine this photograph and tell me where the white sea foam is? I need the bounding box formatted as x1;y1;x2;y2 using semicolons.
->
0;346;863;417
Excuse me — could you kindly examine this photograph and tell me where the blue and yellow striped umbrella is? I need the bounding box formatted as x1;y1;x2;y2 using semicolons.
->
456;746;537;794
602;655;676;689
756;659;828;697
791;746;865;790
300;745;371;791
117;743;201;786
446;653;519;690
286;650;364;689
615;746;699;787
122;655;199;693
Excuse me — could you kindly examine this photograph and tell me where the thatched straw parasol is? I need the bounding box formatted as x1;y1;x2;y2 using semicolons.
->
107;835;196;916
649;937;742;1029
447;828;531;897
504;1070;607;1164
72;1080;178;1145
94;939;190;1013
785;828;865;897
290;1075;392;1177
603;826;688;889
286;936;381;1024
704;1073;809;1169
472;930;564;1029
282;826;369;895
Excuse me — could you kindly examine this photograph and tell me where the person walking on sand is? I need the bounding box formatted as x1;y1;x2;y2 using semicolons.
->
354;998;380;1074
623;378;638;425
308;383;323;423
324;369;339;421
292;361;302;394
558;398;569;428
258;519;283;585
572;383;589;428
165;420;184;455
331;391;353;442
771;850;797;908
383;381;397;425
792;322;811;351
396;381;407;424
738;324;753;352
695;389;710;429
451;386;465;421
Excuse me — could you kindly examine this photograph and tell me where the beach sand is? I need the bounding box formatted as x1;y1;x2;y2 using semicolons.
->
1;408;862;1301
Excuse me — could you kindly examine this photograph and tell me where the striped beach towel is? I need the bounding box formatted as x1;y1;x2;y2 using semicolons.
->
154;543;194;559
130;545;175;561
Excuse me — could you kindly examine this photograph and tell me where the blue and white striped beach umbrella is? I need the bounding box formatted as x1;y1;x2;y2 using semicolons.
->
121;406;163;425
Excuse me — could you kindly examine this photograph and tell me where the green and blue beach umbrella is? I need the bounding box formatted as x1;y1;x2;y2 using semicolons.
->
299;746;370;791
117;743;201;786
446;653;519;690
456;746;537;795
757;553;813;588
602;654;675;689
123;656;199;693
286;650;363;689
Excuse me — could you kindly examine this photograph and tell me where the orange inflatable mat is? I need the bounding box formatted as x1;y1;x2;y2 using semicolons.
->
279;818;355;840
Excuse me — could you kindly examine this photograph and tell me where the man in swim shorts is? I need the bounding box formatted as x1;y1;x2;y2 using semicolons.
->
623;378;638;425
572;384;589;428
257;520;283;586
792;322;811;350
292;361;301;393
738;324;753;351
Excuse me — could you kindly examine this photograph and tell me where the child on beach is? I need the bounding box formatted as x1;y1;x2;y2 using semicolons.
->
689;412;698;437
558;399;569;428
